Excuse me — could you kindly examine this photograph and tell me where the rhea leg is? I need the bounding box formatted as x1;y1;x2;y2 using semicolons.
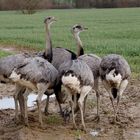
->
44;95;50;115
23;88;30;125
78;86;92;131
65;87;77;129
83;95;87;118
14;84;23;122
102;81;116;119
18;87;26;121
115;79;128;120
54;84;67;117
70;99;77;129
94;78;100;121
36;83;48;127
44;89;54;115
69;95;77;129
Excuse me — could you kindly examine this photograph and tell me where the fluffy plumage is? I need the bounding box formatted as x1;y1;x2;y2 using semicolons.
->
106;69;122;88
100;54;131;80
9;56;59;126
0;53;31;81
60;59;94;86
37;47;77;70
71;24;102;121
62;73;80;86
14;57;59;85
61;58;94;131
100;54;131;121
62;73;81;94
78;54;101;80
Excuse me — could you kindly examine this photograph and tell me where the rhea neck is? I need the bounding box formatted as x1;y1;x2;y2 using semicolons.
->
44;24;53;63
73;32;84;57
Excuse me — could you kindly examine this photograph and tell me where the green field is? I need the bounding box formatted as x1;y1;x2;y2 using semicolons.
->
0;8;140;75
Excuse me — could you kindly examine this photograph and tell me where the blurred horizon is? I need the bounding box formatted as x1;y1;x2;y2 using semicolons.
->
0;0;140;13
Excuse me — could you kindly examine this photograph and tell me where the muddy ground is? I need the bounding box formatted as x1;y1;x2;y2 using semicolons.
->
0;46;140;140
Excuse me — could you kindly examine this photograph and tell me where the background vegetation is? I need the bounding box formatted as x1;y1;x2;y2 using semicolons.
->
0;0;140;11
0;8;139;75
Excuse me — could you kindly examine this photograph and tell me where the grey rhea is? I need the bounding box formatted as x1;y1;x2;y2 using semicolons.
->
61;59;94;131
0;16;63;124
59;24;100;131
0;53;32;118
10;56;59;126
11;16;73;123
100;54;131;121
0;53;31;83
37;17;77;115
71;24;101;120
8;16;59;126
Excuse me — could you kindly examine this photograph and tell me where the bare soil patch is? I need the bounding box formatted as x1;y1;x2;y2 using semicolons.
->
0;45;38;54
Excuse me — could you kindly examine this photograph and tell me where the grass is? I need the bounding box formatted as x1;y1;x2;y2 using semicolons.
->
44;114;63;125
0;51;12;58
0;8;140;75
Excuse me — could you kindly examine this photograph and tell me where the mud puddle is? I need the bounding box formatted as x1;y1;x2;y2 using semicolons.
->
0;93;48;110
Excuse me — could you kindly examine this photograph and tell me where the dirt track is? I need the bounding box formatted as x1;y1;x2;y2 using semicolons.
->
0;45;140;140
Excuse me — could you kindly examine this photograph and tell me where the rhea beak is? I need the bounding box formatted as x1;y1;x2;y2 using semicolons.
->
52;18;57;22
84;27;88;30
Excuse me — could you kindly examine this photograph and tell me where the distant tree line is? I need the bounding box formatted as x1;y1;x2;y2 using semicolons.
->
0;0;140;11
75;0;140;8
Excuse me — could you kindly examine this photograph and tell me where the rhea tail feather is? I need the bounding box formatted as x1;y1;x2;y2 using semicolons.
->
9;70;21;82
106;69;122;85
105;69;122;99
62;71;80;86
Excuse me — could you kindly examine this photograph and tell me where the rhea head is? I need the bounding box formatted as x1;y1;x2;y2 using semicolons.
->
71;24;88;35
44;16;56;28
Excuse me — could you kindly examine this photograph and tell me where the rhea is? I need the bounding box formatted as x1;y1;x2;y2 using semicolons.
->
59;25;95;131
61;59;94;131
9;16;59;126
10;57;59;126
71;24;101;120
99;54;131;122
37;17;78;115
62;24;101;121
0;52;33;119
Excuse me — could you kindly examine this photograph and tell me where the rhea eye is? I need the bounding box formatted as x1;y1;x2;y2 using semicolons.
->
71;74;74;77
76;25;81;29
48;17;51;20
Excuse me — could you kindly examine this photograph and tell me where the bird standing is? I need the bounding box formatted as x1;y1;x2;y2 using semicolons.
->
9;16;59;126
37;17;77;115
59;25;96;131
10;56;59;126
0;52;32;120
99;54;131;121
71;24;101;120
61;59;94;131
